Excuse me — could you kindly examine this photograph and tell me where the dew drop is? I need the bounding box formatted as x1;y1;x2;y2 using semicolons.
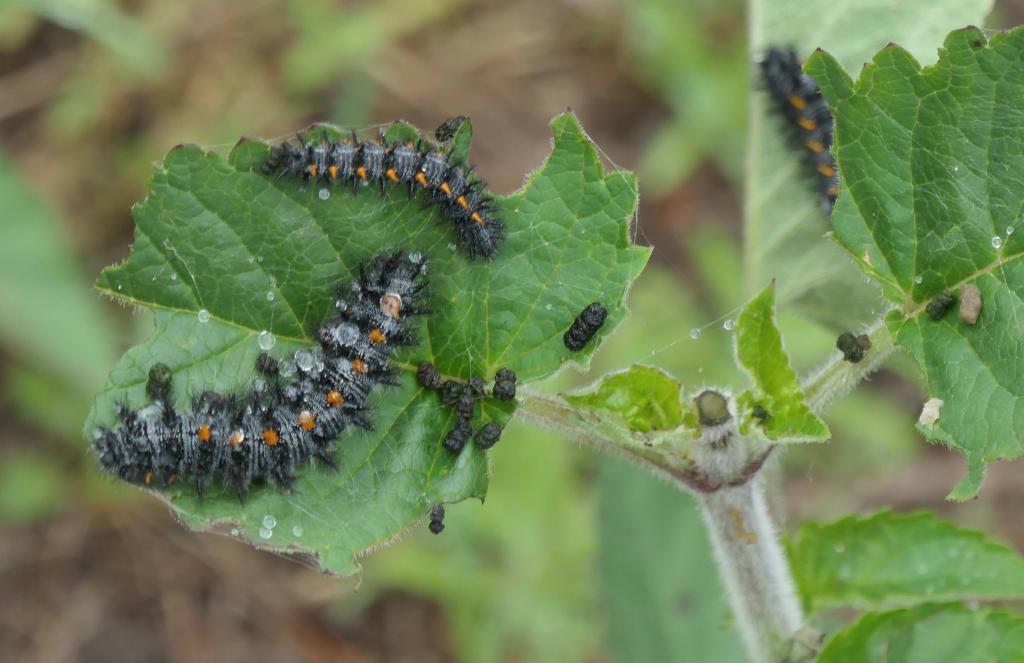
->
117;284;123;291
256;256;264;263
314;360;324;375
834;543;846;554
268;275;277;287
170;273;178;281
334;322;360;345
294;349;315;372
258;527;273;540
292;525;304;537
409;251;423;264
197;308;210;323
262;514;277;529
318;188;331;200
914;275;923;284
992;235;1004;249
545;303;553;311
447;243;457;252
257;330;276;351
723;319;736;331
1007;226;1015;236
279;361;296;378
266;291;275;301
689;328;701;340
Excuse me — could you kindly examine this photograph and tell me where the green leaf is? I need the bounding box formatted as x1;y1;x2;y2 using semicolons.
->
745;0;993;327
564;365;683;433
807;27;1024;498
0;151;115;393
734;284;829;441
788;511;1024;614
86;114;648;574
818;604;1024;662
596;459;743;663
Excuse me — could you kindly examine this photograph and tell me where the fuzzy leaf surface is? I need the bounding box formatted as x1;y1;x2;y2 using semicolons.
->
788;511;1024;613
87;113;648;574
818;604;1024;662
808;28;1024;498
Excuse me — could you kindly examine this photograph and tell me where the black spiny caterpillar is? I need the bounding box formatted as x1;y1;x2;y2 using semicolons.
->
91;251;429;501
262;126;504;259
759;46;839;213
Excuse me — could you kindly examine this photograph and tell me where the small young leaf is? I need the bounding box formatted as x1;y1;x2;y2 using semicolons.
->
818;604;1024;662
734;284;829;441
789;511;1024;613
564;365;683;433
807;27;1024;498
86;114;648;574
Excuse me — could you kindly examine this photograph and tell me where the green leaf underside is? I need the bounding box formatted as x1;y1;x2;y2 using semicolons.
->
563;365;683;433
746;0;992;328
735;284;829;441
788;511;1024;614
818;604;1024;663
87;113;648;574
597;461;743;663
808;27;1024;498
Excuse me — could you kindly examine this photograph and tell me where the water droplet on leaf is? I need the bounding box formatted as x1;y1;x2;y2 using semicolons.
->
258;330;276;350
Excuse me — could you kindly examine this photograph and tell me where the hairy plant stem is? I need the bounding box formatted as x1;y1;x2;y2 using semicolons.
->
515;315;895;662
698;476;802;662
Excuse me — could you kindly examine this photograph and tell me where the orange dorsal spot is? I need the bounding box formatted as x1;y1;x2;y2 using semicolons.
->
805;140;825;153
328;165;339;180
456;195;470;210
144;471;153;485
326;389;344;407
407;140;415;147
262;429;280;447
816;164;836;178
471;212;485;226
415;172;428;188
369;328;386;344
356;166;368;179
298;410;316;431
196;424;212;442
797;117;816;131
352;358;369;375
227;429;245;447
787;94;808;110
308;164;319;178
386;168;400;183
439;182;452;197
